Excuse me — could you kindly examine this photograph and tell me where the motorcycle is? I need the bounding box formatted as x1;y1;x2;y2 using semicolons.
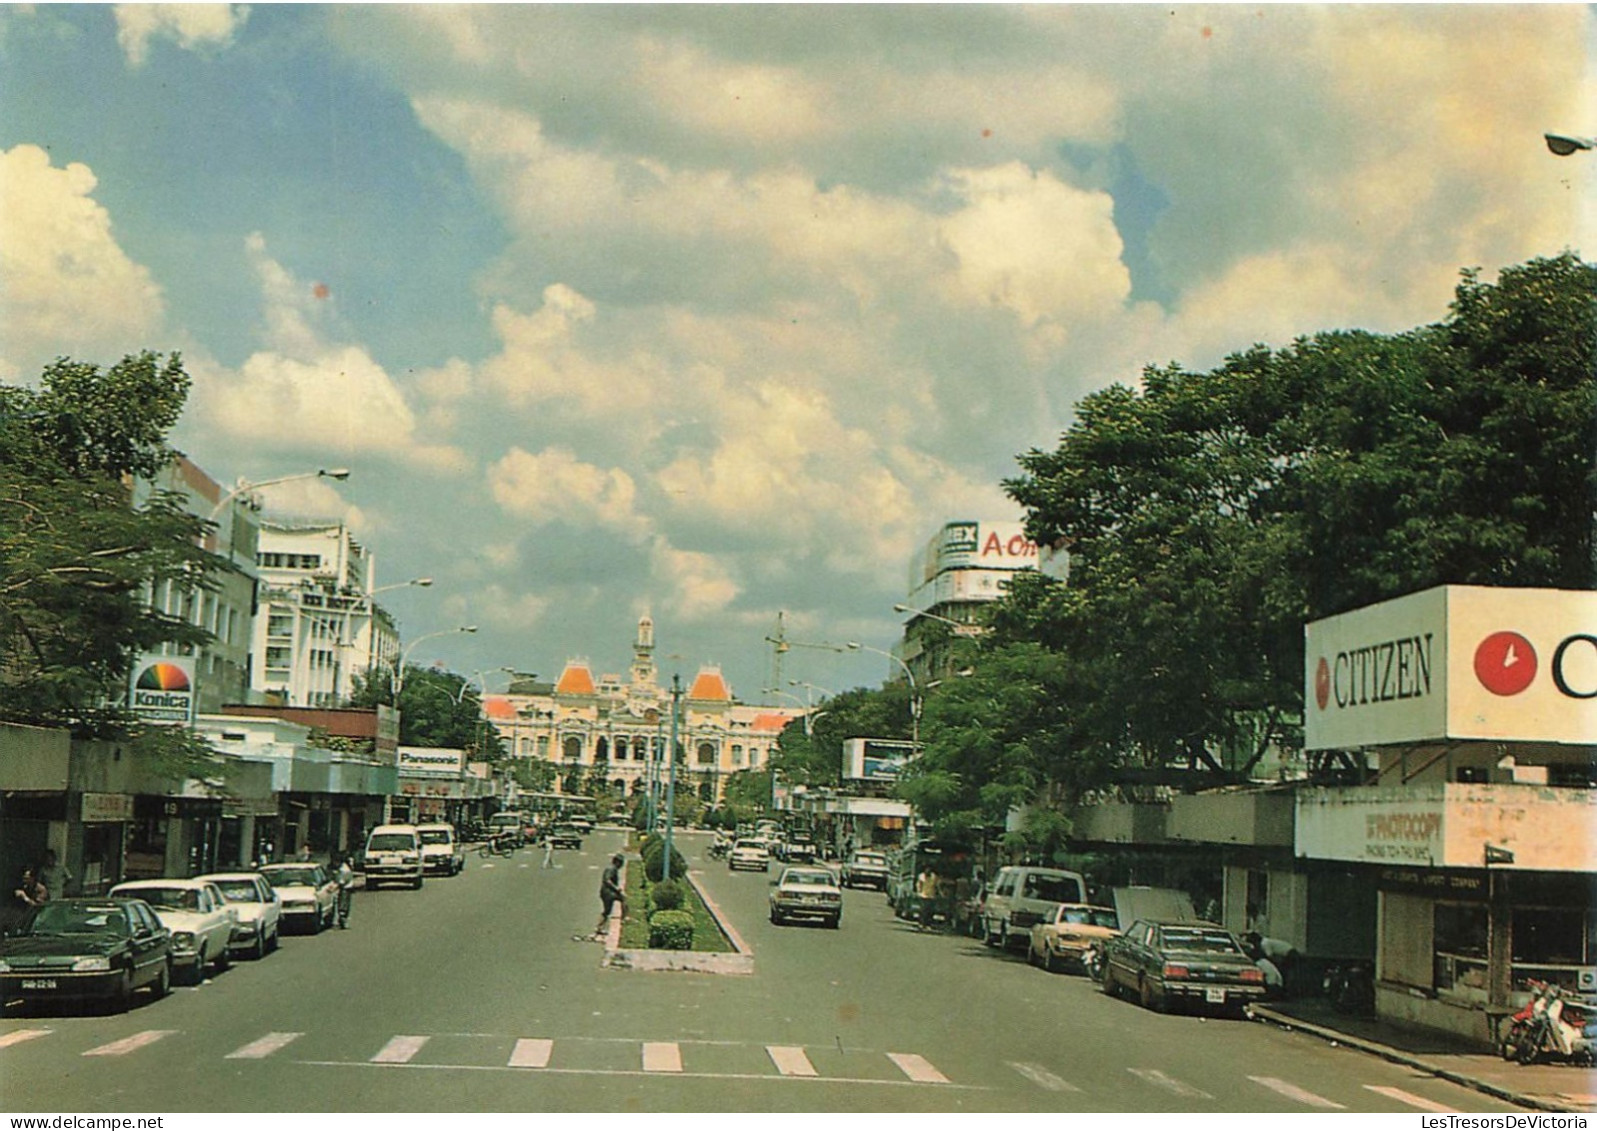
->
708;835;731;860
478;832;516;858
1323;960;1375;1015
1500;980;1597;1066
1082;942;1105;983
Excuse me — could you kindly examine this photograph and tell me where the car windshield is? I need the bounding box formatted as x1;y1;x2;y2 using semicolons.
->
419;830;452;844
368;834;414;851
28;903;130;936
1161;928;1242;954
262;868;319;887
1059;907;1119;928
1022;875;1083;903
784;871;835;886
854;854;885;866
213;881;262;903
121;886;198;911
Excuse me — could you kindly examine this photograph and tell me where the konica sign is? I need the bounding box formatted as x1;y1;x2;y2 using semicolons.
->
1305;586;1597;750
128;653;197;725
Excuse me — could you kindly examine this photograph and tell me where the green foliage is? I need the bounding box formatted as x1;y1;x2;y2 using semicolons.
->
770;684;913;786
649;878;684;912
0;353;217;734
639;834;688;883
351;665;506;757
647;909;695;950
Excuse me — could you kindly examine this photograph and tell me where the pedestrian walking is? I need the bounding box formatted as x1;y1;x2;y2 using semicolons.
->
916;867;938;931
594;853;625;939
541;832;555;869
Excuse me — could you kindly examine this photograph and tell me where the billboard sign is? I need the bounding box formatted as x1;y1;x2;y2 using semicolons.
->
1305;586;1597;750
911;520;1038;587
844;737;918;782
397;746;467;777
129;654;197;724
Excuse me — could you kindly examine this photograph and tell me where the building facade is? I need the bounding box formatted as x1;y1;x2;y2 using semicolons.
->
484;615;799;806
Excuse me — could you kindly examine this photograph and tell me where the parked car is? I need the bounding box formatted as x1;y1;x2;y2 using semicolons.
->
979;866;1089;949
769;866;843;928
259;863;337;932
195;871;282;959
1100;919;1268;1015
0;898;173;1013
549;823;584;850
417;824;465;876
363;824;425;889
728;840;771;872
839;851;890;890
108;879;235;984
1028;903;1120;973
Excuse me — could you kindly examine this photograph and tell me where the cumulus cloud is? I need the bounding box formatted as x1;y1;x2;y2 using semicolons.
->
649;536;740;621
114;4;248;67
487;445;650;539
0;144;163;379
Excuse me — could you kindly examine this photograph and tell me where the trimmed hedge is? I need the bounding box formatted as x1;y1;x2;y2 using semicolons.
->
648;909;694;949
650;878;684;912
639;834;688;883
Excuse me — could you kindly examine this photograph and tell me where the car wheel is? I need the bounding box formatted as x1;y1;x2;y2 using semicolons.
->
411;876;423;890
769;908;782;925
112;970;134;1013
151;960;171;1000
253;931;267;960
1139;977;1163;1012
267;926;279;953
1101;960;1118;997
828;916;841;930
213;944;230;973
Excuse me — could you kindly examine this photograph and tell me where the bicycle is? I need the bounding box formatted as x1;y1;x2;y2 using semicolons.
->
478;833;516;858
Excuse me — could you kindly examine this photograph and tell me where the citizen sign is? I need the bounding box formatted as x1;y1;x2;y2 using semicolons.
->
1472;630;1597;699
1314;633;1435;712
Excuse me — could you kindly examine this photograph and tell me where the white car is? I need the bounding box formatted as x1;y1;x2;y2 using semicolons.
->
769;866;843;928
259;863;337;932
417;824;465;876
728;840;771;872
195;872;283;959
108;878;236;984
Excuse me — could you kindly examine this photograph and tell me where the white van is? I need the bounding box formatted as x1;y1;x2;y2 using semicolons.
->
363;824;424;889
979;866;1088;950
417;823;464;876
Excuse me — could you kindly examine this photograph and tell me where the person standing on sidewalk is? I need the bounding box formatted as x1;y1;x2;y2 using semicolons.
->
593;853;625;939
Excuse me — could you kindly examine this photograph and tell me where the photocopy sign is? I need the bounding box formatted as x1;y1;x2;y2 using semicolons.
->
129;654;196;724
1305;586;1597;749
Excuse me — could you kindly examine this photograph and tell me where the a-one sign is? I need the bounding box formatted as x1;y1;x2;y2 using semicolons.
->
1304;586;1597;750
128;654;196;724
911;520;1038;587
844;737;917;782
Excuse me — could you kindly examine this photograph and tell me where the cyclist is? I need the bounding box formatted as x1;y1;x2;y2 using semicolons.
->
335;854;355;928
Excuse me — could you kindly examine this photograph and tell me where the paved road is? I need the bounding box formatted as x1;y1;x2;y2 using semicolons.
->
2;830;1529;1113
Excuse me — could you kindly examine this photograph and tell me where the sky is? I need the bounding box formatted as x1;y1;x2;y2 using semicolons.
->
1;4;1591;704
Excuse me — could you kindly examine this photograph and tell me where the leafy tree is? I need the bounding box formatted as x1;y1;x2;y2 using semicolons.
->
719;769;773;823
0;353;217;735
769;684;913;786
351;664;506;757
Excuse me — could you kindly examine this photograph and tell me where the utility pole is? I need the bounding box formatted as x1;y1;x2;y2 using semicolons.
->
664;673;682;881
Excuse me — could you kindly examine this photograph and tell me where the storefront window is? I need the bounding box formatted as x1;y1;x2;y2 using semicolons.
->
1433;902;1488;992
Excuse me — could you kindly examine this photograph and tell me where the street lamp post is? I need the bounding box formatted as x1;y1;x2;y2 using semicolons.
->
847;641;921;751
1545;133;1596;156
663;674;682;881
207;467;351;520
893;603;986;636
394;625;478;695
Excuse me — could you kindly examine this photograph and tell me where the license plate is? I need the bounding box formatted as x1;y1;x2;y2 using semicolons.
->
1206;988;1227;1003
20;979;58;990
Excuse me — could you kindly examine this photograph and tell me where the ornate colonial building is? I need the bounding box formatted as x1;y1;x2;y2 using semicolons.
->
483;615;800;804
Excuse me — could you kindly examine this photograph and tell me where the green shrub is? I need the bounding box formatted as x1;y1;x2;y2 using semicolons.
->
640;836;688;883
650;878;684;912
648;909;694;949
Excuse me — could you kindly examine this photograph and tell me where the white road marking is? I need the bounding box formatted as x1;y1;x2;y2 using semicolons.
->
0;1029;52;1049
1128;1067;1212;1099
371;1035;430;1064
642;1041;682;1072
767;1045;818;1077
1009;1061;1080;1092
83;1030;177;1057
508;1038;553;1068
226;1032;304;1060
1249;1075;1345;1109
888;1052;949;1084
1364;1085;1459;1113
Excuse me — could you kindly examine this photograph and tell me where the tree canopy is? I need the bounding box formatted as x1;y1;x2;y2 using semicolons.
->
350;664;506;758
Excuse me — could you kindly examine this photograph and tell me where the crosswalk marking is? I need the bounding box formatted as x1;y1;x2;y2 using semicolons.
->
0;1029;52;1050
1249;1075;1345;1109
888;1052;949;1084
508;1038;553;1068
1129;1067;1212;1099
1364;1085;1458;1113
83;1030;177;1057
371;1035;429;1064
1008;1061;1080;1092
226;1032;303;1060
767;1045;818;1077
642;1041;682;1072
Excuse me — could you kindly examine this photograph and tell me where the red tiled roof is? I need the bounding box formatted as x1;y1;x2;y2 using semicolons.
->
483;696;515;720
750;712;797;733
687;667;731;701
555;662;596;696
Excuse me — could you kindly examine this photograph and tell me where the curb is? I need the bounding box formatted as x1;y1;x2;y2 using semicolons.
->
601;867;754;975
1250;1006;1587;1114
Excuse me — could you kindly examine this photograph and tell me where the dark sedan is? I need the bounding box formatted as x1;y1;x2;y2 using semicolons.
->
549;823;584;849
0;898;173;1014
1100;919;1266;1015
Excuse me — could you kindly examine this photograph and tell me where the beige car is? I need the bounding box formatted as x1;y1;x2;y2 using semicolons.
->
1028;903;1120;973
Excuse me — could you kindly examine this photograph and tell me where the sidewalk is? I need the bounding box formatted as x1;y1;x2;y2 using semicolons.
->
1253;999;1597;1113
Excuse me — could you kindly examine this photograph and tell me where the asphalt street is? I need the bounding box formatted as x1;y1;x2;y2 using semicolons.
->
1;830;1532;1113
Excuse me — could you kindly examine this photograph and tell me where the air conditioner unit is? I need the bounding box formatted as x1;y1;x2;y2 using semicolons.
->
1577;967;1597;993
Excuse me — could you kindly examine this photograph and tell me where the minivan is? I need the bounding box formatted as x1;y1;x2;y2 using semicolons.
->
979;865;1088;950
363;824;424;889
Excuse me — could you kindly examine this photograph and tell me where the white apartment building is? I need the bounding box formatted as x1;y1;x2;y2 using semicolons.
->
250;520;401;707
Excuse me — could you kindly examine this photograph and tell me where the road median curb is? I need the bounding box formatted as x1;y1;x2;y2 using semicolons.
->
602;868;754;975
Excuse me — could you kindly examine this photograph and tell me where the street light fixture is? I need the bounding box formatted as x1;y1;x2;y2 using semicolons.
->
1545;133;1595;156
893;603;987;636
208;467;351;519
394;625;478;695
846;640;921;751
373;577;433;595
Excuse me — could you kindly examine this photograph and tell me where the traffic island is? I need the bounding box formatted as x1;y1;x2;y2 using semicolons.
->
604;865;752;975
